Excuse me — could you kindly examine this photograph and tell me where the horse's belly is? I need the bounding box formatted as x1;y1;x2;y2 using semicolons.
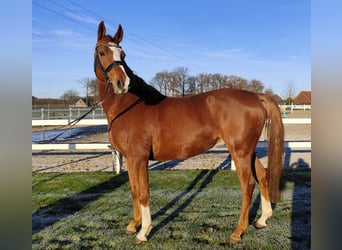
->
152;128;219;161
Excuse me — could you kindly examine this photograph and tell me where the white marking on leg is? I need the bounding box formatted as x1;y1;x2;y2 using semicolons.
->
136;205;152;242
256;194;272;227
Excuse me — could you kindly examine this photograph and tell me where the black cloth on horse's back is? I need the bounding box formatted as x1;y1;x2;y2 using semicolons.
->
122;59;166;105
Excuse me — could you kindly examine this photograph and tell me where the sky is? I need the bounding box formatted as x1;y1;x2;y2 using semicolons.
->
32;0;310;99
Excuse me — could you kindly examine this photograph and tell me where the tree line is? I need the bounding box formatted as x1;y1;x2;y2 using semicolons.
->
150;66;268;97
60;67;287;105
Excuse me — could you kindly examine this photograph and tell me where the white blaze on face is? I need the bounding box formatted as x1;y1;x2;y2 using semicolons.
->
108;42;130;92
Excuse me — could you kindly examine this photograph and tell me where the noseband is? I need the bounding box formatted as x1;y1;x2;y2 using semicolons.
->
94;43;124;93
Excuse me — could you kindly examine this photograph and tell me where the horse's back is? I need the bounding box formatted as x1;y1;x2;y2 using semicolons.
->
150;88;265;160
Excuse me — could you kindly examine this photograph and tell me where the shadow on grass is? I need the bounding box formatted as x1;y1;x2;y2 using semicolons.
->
282;142;311;249
249;166;311;249
150;170;219;238
32;172;129;234
283;167;311;250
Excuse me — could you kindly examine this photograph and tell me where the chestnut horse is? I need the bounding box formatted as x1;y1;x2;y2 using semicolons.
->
94;21;284;245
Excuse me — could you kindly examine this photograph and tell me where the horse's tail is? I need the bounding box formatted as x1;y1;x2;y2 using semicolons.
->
257;93;284;203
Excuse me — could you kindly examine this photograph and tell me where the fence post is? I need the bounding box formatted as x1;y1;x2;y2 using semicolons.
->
69;107;72;123
115;150;123;174
110;146;123;174
41;108;44;120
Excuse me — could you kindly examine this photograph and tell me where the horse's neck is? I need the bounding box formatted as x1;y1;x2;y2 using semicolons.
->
97;81;139;119
97;81;118;117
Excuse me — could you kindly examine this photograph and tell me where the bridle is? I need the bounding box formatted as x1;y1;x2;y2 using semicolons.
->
94;42;142;132
94;43;125;93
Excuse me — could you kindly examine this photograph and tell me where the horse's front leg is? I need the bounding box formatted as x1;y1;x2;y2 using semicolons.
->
126;156;152;244
125;180;142;234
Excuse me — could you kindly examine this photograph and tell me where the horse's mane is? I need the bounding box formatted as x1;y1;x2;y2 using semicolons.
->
122;60;166;105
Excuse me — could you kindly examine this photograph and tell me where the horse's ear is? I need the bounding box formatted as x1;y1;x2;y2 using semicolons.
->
113;24;124;44
97;21;106;41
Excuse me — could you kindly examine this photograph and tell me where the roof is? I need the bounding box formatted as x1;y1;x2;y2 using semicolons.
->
294;91;311;105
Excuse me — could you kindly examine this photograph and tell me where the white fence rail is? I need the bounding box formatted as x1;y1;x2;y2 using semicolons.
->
32;141;311;151
32;118;311;151
32;107;105;120
32;119;108;126
32;118;311;127
279;104;311;112
32;118;311;173
32;105;311;120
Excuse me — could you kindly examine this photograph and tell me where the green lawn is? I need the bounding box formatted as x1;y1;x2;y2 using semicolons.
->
32;169;311;249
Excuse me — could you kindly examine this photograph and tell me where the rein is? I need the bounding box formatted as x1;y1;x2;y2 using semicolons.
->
108;97;143;132
34;91;115;144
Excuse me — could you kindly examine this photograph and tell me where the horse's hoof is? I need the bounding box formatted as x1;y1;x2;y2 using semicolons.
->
133;237;145;245
229;234;241;244
125;229;136;235
254;222;267;229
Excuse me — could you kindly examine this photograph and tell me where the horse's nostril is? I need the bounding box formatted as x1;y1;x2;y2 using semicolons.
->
117;79;123;89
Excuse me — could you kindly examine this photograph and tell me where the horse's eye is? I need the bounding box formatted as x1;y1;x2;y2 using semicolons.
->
100;51;105;56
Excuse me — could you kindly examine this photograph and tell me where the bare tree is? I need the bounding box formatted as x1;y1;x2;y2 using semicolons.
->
283;81;296;101
226;75;248;90
173;66;189;96
198;73;216;93
281;81;296;105
248;79;264;93
60;89;80;105
264;88;275;96
79;77;98;105
150;71;171;95
167;71;181;96
186;75;198;95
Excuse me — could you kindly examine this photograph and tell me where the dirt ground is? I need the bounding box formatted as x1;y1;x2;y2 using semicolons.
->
32;110;311;173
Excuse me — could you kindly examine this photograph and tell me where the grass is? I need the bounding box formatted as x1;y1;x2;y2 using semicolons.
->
32;169;311;249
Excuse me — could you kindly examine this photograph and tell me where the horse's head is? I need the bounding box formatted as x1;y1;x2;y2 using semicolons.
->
94;21;130;94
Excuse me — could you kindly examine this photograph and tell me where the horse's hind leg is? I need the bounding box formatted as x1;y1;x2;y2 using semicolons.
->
229;152;256;244
254;156;273;228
